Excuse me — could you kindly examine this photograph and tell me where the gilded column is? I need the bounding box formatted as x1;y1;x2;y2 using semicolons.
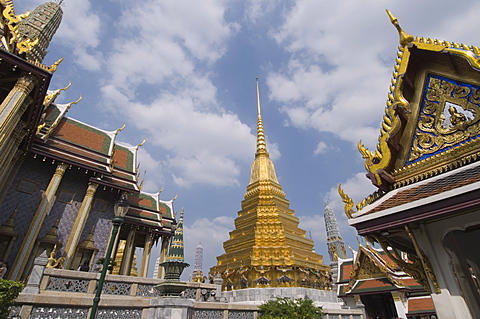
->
0;76;35;146
120;227;136;275
9;162;68;281
157;235;170;279
139;233;154;277
63;182;98;269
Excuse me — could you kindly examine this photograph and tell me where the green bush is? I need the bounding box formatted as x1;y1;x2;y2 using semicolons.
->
0;279;23;319
258;297;323;319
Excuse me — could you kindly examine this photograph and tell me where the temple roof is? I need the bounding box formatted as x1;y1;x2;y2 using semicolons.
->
125;192;175;232
337;244;426;297
407;297;436;316
342;11;480;222
33;102;139;192
350;159;480;227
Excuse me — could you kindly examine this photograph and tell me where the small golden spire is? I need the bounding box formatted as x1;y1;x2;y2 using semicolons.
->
386;9;413;47
172;194;178;201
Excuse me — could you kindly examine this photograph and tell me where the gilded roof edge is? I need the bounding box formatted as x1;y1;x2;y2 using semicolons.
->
355;11;480;212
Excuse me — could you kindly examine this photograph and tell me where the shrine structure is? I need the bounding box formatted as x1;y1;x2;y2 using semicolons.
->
210;78;330;292
343;10;480;318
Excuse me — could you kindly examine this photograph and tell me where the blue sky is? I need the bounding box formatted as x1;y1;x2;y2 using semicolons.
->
17;0;480;278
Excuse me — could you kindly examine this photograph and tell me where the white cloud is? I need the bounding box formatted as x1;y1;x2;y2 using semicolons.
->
244;0;280;24
183;216;234;275
101;83;255;188
313;141;328;155
265;0;480;154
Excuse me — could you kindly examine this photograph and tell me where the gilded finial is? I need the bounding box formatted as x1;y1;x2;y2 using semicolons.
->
172;194;178;201
386;9;413;47
338;184;355;219
356;236;362;247
49;57;64;73
139;177;145;190
136;138;146;148
115;123;126;134
66;95;82;110
158;186;164;195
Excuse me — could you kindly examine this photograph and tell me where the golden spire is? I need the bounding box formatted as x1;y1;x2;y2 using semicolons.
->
255;76;267;156
249;77;279;185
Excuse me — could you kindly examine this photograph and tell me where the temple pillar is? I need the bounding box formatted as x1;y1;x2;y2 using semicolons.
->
9;162;68;281
63;182;98;269
139;233;154;277
120;227;136;275
0;76;35;140
157;235;170;279
392;292;406;318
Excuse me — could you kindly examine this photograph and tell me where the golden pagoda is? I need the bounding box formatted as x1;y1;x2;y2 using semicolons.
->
210;78;330;291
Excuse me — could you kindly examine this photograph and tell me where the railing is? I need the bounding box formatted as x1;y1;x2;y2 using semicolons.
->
11;256;364;319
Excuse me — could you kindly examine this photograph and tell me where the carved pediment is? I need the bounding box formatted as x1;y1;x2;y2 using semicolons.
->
409;74;480;163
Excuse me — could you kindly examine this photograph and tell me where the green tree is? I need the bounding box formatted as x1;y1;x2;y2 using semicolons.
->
258;297;323;319
0;279;23;319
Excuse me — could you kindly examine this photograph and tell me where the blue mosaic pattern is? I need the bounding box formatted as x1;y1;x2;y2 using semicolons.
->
407;73;480;165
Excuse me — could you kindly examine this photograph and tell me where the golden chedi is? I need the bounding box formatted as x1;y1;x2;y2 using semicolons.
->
210;78;330;291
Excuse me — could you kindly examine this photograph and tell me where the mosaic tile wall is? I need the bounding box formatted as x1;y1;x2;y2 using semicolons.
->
0;154;123;275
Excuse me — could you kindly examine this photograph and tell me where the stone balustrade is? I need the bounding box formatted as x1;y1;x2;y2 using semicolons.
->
10;266;364;319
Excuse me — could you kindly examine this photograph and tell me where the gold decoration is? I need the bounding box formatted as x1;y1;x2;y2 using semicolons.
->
41;96;82;140
338;184;355;218
115;123;126;134
370;233;437;294
48;57;64;73
386;10;413;47
1;2;38;54
346;244;403;293
357;45;408;189
409;75;480;162
46;245;65;268
43;82;72;106
16;37;38;54
445;46;480;70
136;138;146;148
36;122;46;135
405;225;440;293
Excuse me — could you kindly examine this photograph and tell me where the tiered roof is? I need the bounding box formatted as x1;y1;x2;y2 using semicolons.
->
126;191;175;231
33;88;176;234
34;101;139;192
337;244;435;317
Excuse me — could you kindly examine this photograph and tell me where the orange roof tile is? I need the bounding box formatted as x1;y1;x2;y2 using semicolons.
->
408;297;436;314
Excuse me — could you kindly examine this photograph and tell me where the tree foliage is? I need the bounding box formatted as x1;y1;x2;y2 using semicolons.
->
258;297;323;319
0;279;23;319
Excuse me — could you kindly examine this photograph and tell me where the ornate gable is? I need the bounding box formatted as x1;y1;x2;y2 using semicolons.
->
358;11;480;194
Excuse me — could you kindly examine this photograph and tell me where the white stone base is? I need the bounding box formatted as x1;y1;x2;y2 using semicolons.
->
222;287;342;309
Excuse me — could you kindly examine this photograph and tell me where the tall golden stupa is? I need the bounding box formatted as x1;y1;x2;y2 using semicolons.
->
210;78;330;291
